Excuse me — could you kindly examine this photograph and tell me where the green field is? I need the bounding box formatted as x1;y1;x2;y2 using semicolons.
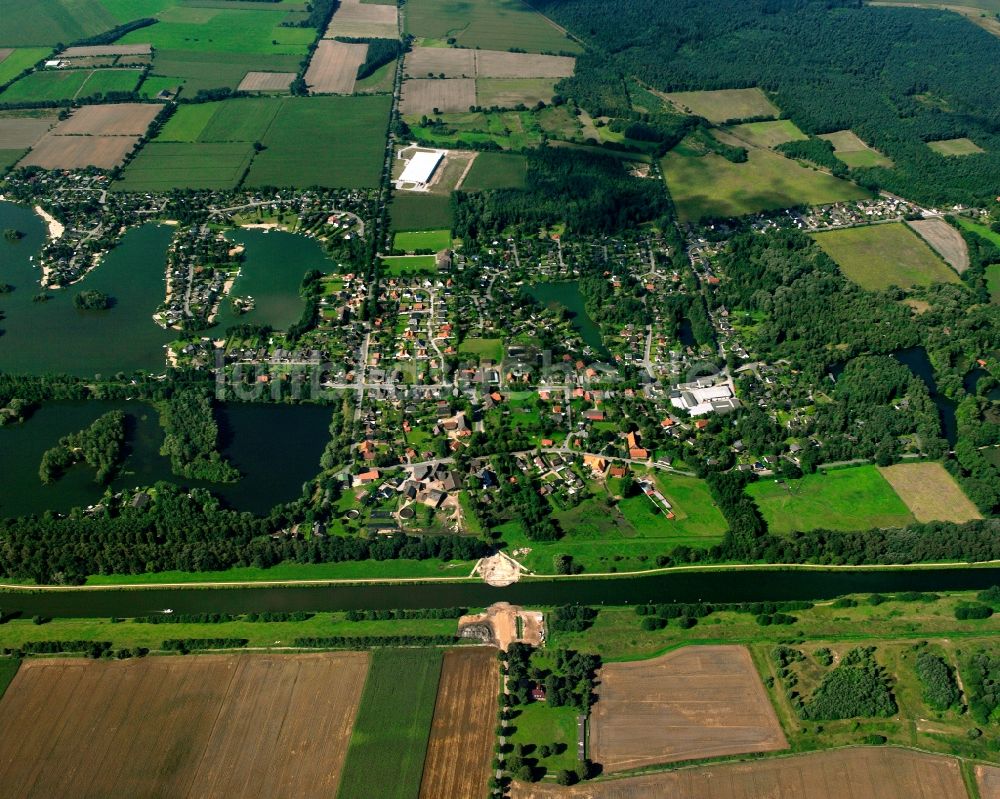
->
747;465;915;535
137;75;182;99
927;137;986;156
390;193;455;231
957;216;1000;303
812;223;959;291
619;472;729;545
0;49;51;86
725;119;807;149
0;0;118;46
118;5;312;55
0;658;20;701
149;49;302;96
338;649;443;799
662;137;868;222
818;130;893;168
461;151;527;190
0;68;140;103
956;216;1000;247
458;337;503;362
157;102;219;141
381;254;438;276
404;0;582;52
406;109;544;151
245;95;391;188
393;229;452;252
664;87;779;122
114;141;255;190
988;265;1000;303
506;702;580;775
0;149;26;173
475;76;558;109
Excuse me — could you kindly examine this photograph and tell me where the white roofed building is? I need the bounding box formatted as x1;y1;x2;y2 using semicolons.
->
395;149;445;191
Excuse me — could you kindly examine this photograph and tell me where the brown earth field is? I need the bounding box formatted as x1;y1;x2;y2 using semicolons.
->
0;653;369;799
978;764;1000;799
511;747;969;799
305;39;368;94
238;71;295;92
325;0;399;39
590;645;787;772
476;77;558;109
20;134;139;169
55;103;162;136
419;648;499;799
0;114;56;148
400;78;476;114
906;218;971;273
405;46;477;78
0;48;12;64
878;462;982;523
473;50;575;78
62;44;152;58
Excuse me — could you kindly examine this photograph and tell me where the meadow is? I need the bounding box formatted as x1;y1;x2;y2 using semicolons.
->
114;141;255;190
812;223;959;291
746;464;915;535
0;0;118;47
475;77;559;109
724;119;806;149
0;68;140;103
0;49;51;86
382;254;438;276
404;0;582;53
458;337;504;362
393;229;452;251
337;648;443;799
390;193;454;231
662;138;868;222
406;109;544;150
149;50;303;96
927;137;986;156
461;151;528;190
819;129;893;168
245;95;391;188
663;87;779;123
159;96;282;142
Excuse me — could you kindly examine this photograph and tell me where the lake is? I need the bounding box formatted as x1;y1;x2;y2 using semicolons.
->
0;202;173;376
524;281;609;358
2;565;999;618
0;400;333;517
214;228;333;332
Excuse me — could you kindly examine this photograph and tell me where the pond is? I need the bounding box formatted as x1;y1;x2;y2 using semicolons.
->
0;202;173;376
964;368;1000;402
2;565;999;618
0;400;333;517
214;228;334;332
524;281;609;358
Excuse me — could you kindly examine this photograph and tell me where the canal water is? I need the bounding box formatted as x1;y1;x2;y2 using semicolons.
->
524;281;610;358
0;202;173;376
0;400;333;517
2;566;999;617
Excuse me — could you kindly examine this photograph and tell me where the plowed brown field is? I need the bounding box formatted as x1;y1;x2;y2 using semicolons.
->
0;653;369;799
419;648;499;799
979;764;1000;799
511;747;969;799
590;645;787;772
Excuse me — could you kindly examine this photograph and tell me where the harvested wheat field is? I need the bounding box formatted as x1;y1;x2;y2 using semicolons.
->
20;134;140;169
406;46;477;78
978;764;1000;799
0;653;369;799
879;462;982;523
325;0;399;39
907;218;970;272
419;648;499;799
306;39;368;94
55;103;162;136
474;50;574;78
590;645;787;772
238;71;295;92
62;44;152;58
400;78;476;114
511;747;968;799
0;113;57;148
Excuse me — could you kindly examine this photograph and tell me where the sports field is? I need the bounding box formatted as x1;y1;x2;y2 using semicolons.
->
338;649;442;799
664;87;779;122
878;462;982;523
725;119;807;149
819;129;893;168
0;654;369;798
461;152;528;190
812;223;960;290
245;95;391;188
662;138;868;222
394;229;452;251
747;465;915;535
115;142;256;190
404;0;582;52
927;137;985;156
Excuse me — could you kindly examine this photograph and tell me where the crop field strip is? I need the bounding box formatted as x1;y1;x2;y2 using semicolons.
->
238;71;295;92
0;114;58;149
338;648;443;799
878;462;982;524
418;648;498;799
324;0;399;39
400;78;477;114
509;747;970;799
906;218;970;272
149;50;303;95
590;645;788;772
0;654;370;798
305;39;368;95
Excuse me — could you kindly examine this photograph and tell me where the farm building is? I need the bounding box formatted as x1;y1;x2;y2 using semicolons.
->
397;150;444;190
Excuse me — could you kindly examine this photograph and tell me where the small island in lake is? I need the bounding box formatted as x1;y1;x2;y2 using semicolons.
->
73;290;113;311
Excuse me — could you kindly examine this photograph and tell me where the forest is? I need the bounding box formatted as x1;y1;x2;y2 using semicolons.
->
158;390;240;483
37;410;126;485
534;0;1000;206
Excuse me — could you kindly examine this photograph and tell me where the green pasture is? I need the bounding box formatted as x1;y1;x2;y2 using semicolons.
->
927;137;986;156
390;193;454;231
724;119;806;149
381;255;438;276
0;149;26;173
747;464;915;535
461;151;527;190
812;223;959;291
664;87;778;122
0;49;51;86
0;70;89;102
393;229;451;252
0;0;117;47
114;141;255;191
149;50;302;95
